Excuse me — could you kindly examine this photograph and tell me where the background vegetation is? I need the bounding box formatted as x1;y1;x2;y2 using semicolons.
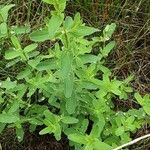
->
0;0;150;150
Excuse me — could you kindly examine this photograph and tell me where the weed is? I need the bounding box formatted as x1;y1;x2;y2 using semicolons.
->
0;1;150;150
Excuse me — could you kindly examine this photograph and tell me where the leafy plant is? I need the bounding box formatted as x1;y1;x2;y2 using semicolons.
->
0;1;149;150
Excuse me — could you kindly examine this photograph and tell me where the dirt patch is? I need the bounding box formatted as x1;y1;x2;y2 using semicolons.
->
0;129;72;150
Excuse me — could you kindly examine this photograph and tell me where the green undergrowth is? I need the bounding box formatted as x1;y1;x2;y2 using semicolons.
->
0;1;150;150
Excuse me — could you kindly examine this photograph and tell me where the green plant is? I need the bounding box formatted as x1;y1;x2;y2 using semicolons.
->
0;1;149;150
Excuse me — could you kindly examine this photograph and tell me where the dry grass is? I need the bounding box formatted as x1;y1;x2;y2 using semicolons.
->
0;0;150;149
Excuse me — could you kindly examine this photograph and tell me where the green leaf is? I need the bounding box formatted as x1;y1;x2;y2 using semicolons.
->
17;67;31;80
101;41;116;57
8;100;19;114
66;94;77;114
30;29;49;42
0;123;6;133
54;124;61;141
72;26;99;37
0;4;15;22
68;134;86;144
42;0;67;12
5;49;20;60
134;93;144;105
0;22;7;36
61;52;72;77
28;57;41;68
6;58;20;68
84;144;94;150
11;35;21;50
93;140;112;150
90;115;105;138
143;104;150;115
115;126;125;136
103;23;116;41
16;127;24;142
39;126;53;135
42;0;55;5
64;16;73;30
44;110;56;123
0;114;19;123
64;75;73;98
1;78;17;90
79;54;100;64
72;13;82;30
47;13;64;39
11;25;31;34
61;116;78;124
24;43;38;53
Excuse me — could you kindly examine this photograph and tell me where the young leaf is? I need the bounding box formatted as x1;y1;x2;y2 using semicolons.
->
39;126;53;135
16;127;24;142
0;4;15;22
17;66;31;80
68;134;87;144
93;140;112;150
30;29;49;42
0;114;19;123
103;23;116;41
0;22;7;36
64;75;73;98
101;41;116;57
72;26;99;37
61;116;78;124
5;49;20;60
11;25;31;34
66;94;77;114
47;13;64;39
11;35;21;50
24;43;38;53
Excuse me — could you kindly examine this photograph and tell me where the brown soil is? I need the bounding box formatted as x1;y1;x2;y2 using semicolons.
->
0;129;72;150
